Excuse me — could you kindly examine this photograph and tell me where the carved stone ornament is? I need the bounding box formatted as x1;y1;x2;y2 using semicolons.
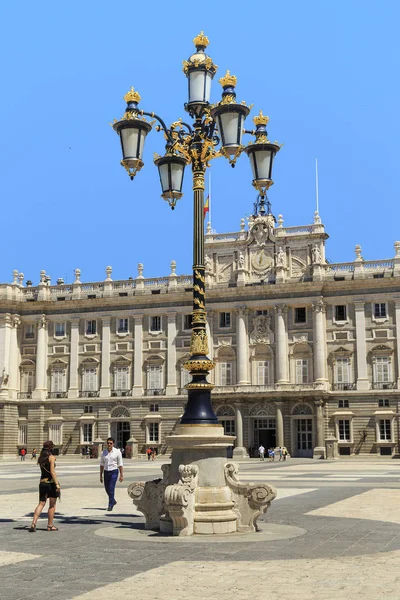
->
250;316;273;345
248;215;275;247
251;249;273;274
164;464;199;536
224;462;277;532
127;464;170;530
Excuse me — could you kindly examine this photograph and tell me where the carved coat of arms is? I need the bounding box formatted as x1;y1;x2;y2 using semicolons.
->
250;316;274;345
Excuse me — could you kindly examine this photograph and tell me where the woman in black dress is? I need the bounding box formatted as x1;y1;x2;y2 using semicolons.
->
29;440;61;532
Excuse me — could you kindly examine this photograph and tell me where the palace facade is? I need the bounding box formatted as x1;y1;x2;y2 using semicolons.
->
1;207;400;459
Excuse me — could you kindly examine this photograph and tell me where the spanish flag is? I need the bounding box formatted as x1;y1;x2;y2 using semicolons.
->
203;195;210;219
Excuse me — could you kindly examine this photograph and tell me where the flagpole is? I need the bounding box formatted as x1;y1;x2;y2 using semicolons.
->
315;158;319;215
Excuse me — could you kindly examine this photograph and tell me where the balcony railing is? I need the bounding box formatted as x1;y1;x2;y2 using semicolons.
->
111;389;132;397
47;392;68;398
372;382;396;390
145;388;165;396
17;392;32;399
79;390;100;398
332;383;356;391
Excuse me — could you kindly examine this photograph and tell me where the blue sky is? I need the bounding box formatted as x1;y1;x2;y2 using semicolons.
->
0;0;399;284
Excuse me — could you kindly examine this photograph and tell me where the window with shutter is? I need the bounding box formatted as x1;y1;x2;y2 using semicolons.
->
335;358;350;383
22;370;35;392
51;369;66;392
83;368;97;391
257;361;270;385
114;366;129;390
220;362;232;386
295;359;308;384
148;366;162;389
375;357;391;382
83;423;93;443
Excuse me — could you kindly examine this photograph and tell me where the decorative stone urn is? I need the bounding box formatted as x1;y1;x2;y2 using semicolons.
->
127;423;277;536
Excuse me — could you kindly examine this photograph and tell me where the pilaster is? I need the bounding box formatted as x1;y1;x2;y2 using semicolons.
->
100;316;111;397
32;315;47;400
312;300;327;385
133;314;144;396
395;300;400;388
354;300;369;390
8;315;20;399
166;313;178;395
68;318;80;398
233;402;247;458
274;305;289;384
313;399;326;459
275;401;284;447
236;307;249;385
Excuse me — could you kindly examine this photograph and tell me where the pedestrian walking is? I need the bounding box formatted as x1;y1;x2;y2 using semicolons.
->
151;448;156;461
278;447;283;461
20;448;26;461
29;441;61;532
100;437;123;512
31;448;37;460
258;444;265;461
283;448;288;461
270;448;275;462
146;447;152;461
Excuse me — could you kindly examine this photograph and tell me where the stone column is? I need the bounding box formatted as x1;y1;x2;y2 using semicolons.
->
166;313;178;395
275;305;289;384
100;316;111;397
312;300;327;383
233;403;247;458
354;300;369;390
68;318;80;398
394;300;400;388
0;314;12;377
313;399;326;459
8;315;21;399
236;307;250;385
275;401;284;447
133;314;143;396
33;315;47;400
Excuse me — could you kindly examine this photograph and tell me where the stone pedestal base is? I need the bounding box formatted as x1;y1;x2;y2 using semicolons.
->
233;446;248;459
313;446;326;459
128;424;276;537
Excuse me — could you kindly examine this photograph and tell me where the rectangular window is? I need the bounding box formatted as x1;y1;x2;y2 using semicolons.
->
55;322;65;337
149;422;159;443
256;310;268;316
338;399;349;408
378;399;390;408
180;368;190;389
83;368;97;391
375;357;391;382
114;366;129;390
84;405;93;413
295;359;308;384
49;424;62;445
335;358;350;383
51;369;66;393
148;366;162;390
183;315;192;330
221;419;236;436
83;423;93;443
21;370;34;393
379;419;391;441
18;424;28;445
338;419;351;441
219;312;231;328
150;404;159;412
150;316;161;332
334;305;347;321
374;303;387;318
86;320;97;335
25;324;35;339
294;307;306;324
220;362;232;386
257;361;270;386
118;318;129;333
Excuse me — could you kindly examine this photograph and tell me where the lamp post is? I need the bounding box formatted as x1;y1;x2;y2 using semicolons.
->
112;32;281;428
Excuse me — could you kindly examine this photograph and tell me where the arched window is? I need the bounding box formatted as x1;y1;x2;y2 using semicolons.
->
292;403;313;416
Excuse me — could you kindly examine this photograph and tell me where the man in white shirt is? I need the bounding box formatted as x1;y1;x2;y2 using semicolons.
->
100;437;124;511
258;444;265;461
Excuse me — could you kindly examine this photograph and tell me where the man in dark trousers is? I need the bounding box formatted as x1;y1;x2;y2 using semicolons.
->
100;437;123;511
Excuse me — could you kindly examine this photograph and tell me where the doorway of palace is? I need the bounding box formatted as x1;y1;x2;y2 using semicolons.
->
254;418;276;452
112;421;130;451
295;418;313;458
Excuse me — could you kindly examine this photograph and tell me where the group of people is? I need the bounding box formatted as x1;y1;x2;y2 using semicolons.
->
258;445;288;462
19;448;37;461
146;447;157;461
29;437;123;533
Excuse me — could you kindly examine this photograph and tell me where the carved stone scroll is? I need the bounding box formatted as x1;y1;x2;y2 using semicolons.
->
127;463;170;530
164;464;199;536
224;462;277;532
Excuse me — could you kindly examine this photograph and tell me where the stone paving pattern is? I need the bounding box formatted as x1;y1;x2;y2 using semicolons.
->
1;458;400;599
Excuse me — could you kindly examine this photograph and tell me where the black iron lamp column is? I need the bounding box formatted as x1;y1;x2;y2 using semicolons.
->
111;32;281;425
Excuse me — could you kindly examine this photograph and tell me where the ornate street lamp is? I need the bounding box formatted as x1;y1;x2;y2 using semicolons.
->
112;32;281;426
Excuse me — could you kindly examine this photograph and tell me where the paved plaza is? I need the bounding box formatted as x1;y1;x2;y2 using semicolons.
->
1;457;400;599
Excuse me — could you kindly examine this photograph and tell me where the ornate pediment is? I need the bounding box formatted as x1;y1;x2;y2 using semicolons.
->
250;315;274;345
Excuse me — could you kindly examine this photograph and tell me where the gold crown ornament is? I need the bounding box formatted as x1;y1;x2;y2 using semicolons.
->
193;31;209;48
219;70;237;88
253;110;269;126
123;87;141;103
